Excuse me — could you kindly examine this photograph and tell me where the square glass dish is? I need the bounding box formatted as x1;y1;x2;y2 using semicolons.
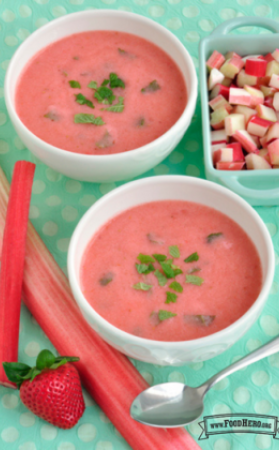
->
199;16;279;206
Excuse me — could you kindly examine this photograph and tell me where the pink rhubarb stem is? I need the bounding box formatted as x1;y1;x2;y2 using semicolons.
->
0;161;35;388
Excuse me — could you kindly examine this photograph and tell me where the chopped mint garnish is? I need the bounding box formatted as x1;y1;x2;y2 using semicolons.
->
169;245;180;258
158;310;177;321
165;291;178;304
141;80;160;93
101;79;109;87
75;93;94;109
137;254;155;264
184;315;215;326
109;72;125;89
173;268;183;277
135;263;155;274
185;274;204;286
94;86;115;105
74;114;105;125
207;232;223;243
169;281;183;293
99;272;114;286
184;252;199;263
154;269;168;287
133;282;152;291
69;80;81;88
153;254;167;262
88;80;98;89
160;262;175;279
187;267;201;274
101;96;124;113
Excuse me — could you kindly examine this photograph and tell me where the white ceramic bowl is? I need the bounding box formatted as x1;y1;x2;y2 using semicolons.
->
5;10;197;183
68;176;275;366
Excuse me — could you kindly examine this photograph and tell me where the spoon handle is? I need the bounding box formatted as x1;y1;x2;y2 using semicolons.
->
200;335;279;396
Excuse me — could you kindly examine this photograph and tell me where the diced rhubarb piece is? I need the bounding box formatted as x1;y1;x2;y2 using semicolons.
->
264;97;274;108
233;129;259;153
232;105;256;125
236;69;257;88
256;104;277;122
242;54;261;62
209;84;230;100
221;77;232;87
226;142;244;161
272;49;279;62
210;107;229;130
245;58;267;77
260;135;269;148
260;85;276;97
225;114;245;136
211;143;222;153
0;161;35;388
206;50;225;71
211;129;228;144
229;88;251;106
216;161;245;170
264;53;275;63
268;138;279;165
257;76;270;87
0;168;202;450
213;147;233;165
266;60;279;77
245;153;272;169
269;73;279;89
209;94;232;112
243;85;264;106
266;121;279;142
208;68;225;90
259;148;271;164
247;116;272;137
220;57;245;79
225;51;241;60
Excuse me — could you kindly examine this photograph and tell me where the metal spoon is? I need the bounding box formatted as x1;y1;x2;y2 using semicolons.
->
130;335;279;428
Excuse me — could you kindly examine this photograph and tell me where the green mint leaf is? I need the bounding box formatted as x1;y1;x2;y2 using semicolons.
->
153;254;167;262
133;282;152;291
75;93;94;109
69;80;81;88
109;72;125;89
158;309;177;321
154;269;168;287
136;263;155;274
169;281;183;293
137;253;155;263
184;252;199;263
99;272;114;286
160;262;175;278
165;291;178;304
141;80;160;93
101;96;124;113
207;232;223;243
88;80;98;89
101;79;109;87
74;114;105;125
94;86;115;104
36;349;56;370
188;267;201;274
185;274;204;286
173;268;183;277
96;131;113;149
169;245;180;258
184;315;215;326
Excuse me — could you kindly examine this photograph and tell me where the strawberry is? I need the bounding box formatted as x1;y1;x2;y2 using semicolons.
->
3;349;85;429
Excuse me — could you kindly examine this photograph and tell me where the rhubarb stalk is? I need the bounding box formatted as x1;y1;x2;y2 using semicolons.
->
0;161;35;388
0;167;201;449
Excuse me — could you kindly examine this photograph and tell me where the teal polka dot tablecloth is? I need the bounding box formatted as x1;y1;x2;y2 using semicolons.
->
1;1;279;450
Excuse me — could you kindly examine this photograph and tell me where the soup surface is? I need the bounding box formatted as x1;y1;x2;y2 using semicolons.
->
80;201;262;341
16;31;187;155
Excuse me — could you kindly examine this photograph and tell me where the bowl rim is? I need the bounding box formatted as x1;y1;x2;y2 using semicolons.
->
4;9;197;161
68;175;275;348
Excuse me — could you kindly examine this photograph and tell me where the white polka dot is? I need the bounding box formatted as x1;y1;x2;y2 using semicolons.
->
40;424;57;440
265;222;277;236
32;180;45;194
214;439;231;450
2;9;15;22
154;164;170;175
42;221;58;236
19;5;32;17
46;167;62;182
255;5;270;16
78;423;97;442
17;29;31;41
186;165;200;177
46;195;62;206
57;238;70;252
20;412;36;427
0;112;7;126
212;377;229;391
166;18;182;30
169;151;184;164
51;6;67;17
271;281;279;294
213;404;231;415
183;6;199;18
79;195;97;207
1;427;19;443
14;136;25;150
220;8;237;20
185;31;200;42
96;442;113;450
65;180;82;193
2;393;19;409
255;434;272;449
0;140;9;154
260;315;279;336
246;338;262;351
251;370;269;386
140;371;154;385
168;371;185;383
188;420;201;436
100;411;111;423
255;399;271;414
62;206;78;222
1;60;10;71
57;443;75;450
148;6;165;17
199;19;215;32
25;341;40;357
35;18;49;29
82;389;95;407
185;140;199;152
233;386;250;405
270;384;279;399
269;354;279;367
99;183;116;195
19;442;37;450
29;205;40;219
5;35;18;46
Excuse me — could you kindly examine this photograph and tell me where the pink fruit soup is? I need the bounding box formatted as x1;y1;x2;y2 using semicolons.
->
80;201;262;342
16;31;187;155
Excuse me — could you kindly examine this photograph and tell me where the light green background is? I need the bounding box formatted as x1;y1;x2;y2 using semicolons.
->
1;1;279;449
